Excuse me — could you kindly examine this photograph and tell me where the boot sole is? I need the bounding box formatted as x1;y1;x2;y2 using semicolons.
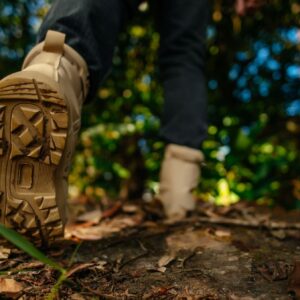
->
0;77;68;246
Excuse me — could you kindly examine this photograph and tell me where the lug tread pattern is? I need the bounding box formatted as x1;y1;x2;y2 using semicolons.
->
48;110;67;166
0;105;6;156
0;77;68;245
10;105;43;159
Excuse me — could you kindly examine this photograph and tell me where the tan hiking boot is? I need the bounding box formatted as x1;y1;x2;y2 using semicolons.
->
158;144;204;220
0;30;89;245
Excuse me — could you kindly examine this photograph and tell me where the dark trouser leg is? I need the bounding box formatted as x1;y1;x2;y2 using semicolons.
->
38;0;141;102
155;0;210;149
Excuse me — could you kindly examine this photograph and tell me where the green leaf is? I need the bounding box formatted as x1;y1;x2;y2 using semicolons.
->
0;224;65;273
235;129;252;151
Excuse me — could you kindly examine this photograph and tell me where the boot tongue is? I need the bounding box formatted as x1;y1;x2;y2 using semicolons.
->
24;64;56;81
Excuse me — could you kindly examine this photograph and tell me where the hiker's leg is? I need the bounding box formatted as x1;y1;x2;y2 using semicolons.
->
155;0;210;219
38;0;138;101
156;0;209;148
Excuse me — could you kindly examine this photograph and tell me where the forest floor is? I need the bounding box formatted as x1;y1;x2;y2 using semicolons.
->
0;198;300;300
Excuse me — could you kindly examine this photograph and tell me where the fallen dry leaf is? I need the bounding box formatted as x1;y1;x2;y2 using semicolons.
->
93;260;108;271
102;201;122;219
70;293;86;300
256;260;293;282
77;209;102;224
0;246;11;260
157;267;167;273
65;215;141;240
158;253;176;268
270;229;286;240
288;261;300;297
228;294;256;300
15;261;45;272
285;230;300;240
66;263;95;278
0;278;24;295
122;204;139;213
214;229;232;238
166;228;229;252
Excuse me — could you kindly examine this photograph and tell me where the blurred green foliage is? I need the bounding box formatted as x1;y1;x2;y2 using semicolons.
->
0;0;299;207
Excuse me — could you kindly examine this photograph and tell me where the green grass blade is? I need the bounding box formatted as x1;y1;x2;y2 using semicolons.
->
0;224;65;273
45;272;67;300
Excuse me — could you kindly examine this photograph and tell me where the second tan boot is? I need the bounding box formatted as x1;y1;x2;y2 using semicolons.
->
0;30;89;245
158;144;204;220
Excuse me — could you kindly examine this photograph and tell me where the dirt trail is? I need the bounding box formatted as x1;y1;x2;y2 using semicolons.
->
0;201;299;299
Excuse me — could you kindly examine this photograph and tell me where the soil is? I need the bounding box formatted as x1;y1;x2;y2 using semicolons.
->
0;200;299;299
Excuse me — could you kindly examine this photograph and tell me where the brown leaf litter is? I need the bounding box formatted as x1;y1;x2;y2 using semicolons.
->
0;200;300;299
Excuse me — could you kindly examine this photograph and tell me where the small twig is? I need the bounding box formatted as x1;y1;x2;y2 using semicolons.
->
171;216;300;230
116;251;148;272
178;252;196;268
200;216;300;229
80;283;116;299
171;267;204;274
137;239;148;252
114;239;149;272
